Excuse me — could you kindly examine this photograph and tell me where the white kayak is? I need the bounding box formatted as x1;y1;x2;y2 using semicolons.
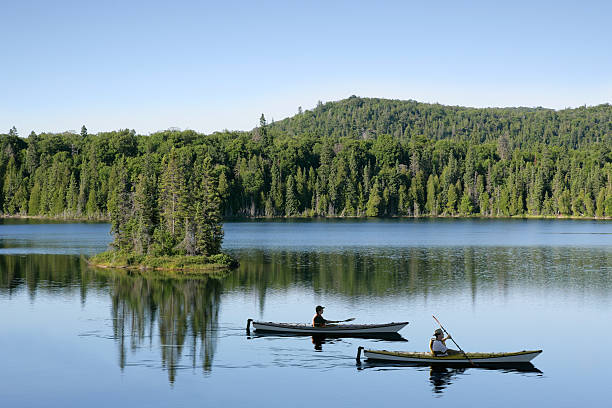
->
247;319;408;335
358;347;542;364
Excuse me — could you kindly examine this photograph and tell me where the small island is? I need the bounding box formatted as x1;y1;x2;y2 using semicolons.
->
89;149;238;272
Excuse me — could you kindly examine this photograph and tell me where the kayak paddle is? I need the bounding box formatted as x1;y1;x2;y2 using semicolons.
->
432;315;476;366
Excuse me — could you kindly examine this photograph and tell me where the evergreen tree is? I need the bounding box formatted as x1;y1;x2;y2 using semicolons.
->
159;149;182;236
596;188;606;217
133;158;158;254
193;156;223;255
459;192;473;215
446;184;457;215
107;157;132;251
366;180;382;216
285;175;299;216
66;172;79;216
2;156;20;213
425;174;439;216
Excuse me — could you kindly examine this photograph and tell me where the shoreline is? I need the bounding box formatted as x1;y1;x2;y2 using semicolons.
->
2;214;611;222
88;251;239;274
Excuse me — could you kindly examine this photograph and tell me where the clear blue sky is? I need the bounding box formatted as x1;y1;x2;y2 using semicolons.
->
1;0;610;135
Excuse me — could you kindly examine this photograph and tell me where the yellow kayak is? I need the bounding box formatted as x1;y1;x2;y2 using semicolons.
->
358;347;542;364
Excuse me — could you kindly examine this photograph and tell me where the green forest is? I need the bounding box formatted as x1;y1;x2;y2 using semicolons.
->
1;96;612;242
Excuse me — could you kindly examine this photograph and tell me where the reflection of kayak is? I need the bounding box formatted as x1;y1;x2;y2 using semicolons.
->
358;347;542;364
251;331;408;341
247;320;408;335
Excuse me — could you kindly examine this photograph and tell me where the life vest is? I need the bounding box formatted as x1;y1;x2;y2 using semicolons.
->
430;338;448;356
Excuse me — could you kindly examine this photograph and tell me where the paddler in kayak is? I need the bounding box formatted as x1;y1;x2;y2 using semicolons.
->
430;328;461;356
312;305;344;327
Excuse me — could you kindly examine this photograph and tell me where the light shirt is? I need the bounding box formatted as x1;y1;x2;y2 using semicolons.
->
431;339;448;354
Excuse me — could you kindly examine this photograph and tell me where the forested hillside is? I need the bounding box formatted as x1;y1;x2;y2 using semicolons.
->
1;97;612;226
273;96;611;147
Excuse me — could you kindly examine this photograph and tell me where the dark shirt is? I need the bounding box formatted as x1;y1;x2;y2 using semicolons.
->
313;314;327;327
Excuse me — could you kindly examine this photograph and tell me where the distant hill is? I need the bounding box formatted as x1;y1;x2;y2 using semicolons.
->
270;96;611;147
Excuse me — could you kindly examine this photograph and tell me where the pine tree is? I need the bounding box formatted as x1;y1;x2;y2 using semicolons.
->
2;156;20;213
425;174;439;216
66;173;79;216
86;189;98;218
133;157;158;254
596;188;606;217
459;192;473;215
398;184;410;215
159;149;182;236
285;175;299;216
28;174;42;216
217;170;230;215
193;156;223;256
557;189;571;215
479;192;490;216
270;162;283;215
410;171;424;214
446;184;457;215
25;131;39;175
366;180;382;216
107;158;132;251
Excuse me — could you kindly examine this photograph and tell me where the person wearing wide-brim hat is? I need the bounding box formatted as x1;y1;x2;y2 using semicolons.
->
430;328;460;356
312;305;344;327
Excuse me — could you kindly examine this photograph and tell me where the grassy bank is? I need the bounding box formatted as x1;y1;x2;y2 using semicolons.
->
89;250;239;273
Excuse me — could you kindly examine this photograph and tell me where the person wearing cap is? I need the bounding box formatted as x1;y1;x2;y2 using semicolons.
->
312;305;343;327
430;328;460;356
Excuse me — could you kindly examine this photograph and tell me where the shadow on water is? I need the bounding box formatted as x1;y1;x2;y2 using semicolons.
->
248;332;407;351
357;361;542;395
310;334;408;351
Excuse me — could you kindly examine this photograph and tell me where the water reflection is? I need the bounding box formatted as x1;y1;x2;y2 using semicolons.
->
0;255;225;384
0;254;103;302
226;246;612;301
103;269;224;383
429;364;543;395
429;366;466;394
0;242;602;387
309;334;407;351
247;332;407;351
357;362;542;395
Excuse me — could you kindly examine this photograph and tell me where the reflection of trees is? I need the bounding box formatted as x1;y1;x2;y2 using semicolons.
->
108;271;223;383
0;255;102;304
2;246;612;382
223;246;612;307
0;254;223;384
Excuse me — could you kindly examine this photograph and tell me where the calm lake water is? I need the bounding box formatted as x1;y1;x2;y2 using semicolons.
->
1;218;611;407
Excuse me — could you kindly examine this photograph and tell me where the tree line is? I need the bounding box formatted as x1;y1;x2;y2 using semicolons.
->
1;97;612;234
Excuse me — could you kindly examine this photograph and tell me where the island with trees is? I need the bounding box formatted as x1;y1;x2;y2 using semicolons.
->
89;146;238;271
